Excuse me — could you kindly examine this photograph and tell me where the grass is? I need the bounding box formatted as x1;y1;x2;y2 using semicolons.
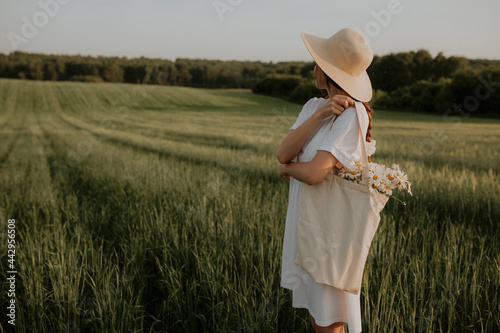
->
0;78;498;332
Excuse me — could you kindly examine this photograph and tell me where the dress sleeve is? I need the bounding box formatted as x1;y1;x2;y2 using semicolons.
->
316;106;365;171
289;98;318;131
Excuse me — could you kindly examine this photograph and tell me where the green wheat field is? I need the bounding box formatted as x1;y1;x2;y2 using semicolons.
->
0;78;499;332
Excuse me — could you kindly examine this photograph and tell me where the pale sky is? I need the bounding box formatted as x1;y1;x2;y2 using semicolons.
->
1;0;499;62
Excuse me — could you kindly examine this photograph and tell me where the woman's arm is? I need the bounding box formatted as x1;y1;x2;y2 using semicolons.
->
278;151;338;185
276;96;354;164
276;111;323;164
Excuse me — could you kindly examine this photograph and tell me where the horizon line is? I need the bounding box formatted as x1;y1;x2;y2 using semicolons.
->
1;49;500;63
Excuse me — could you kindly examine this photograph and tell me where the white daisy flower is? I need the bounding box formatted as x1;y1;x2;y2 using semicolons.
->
337;161;411;198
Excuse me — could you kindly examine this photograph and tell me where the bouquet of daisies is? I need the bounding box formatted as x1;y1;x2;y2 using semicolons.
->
338;162;412;197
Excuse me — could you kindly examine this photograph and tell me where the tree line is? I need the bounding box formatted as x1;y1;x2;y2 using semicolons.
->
0;50;499;117
252;51;500;118
0;51;294;88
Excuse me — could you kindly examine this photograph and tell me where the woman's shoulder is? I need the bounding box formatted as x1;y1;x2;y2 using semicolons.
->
338;104;357;121
333;103;368;131
342;102;368;121
303;97;327;112
308;96;327;105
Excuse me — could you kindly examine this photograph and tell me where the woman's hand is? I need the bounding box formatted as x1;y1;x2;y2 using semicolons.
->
314;95;355;120
279;161;294;179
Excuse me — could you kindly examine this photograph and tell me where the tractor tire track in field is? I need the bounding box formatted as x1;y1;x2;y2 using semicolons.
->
0;132;19;166
36;112;161;258
26;112;60;214
0;107;27;167
0;102;15;131
0;80;20;130
36;112;110;236
36;112;80;192
69;109;262;153
0;80;23;166
48;80;266;152
54;108;281;186
34;114;138;333
0;106;62;230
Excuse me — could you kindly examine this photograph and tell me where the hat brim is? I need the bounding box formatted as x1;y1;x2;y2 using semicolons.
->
301;31;373;102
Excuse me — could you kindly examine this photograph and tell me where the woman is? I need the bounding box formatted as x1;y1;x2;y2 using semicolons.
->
277;28;376;333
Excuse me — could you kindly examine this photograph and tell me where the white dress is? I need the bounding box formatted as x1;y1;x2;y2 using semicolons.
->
280;97;376;331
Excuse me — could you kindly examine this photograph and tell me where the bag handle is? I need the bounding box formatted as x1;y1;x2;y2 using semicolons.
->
354;101;370;186
328;101;370;186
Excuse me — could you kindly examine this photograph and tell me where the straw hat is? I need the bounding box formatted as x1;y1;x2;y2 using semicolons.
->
301;28;374;102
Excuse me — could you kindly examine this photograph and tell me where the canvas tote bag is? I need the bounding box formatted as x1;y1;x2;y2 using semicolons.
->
294;101;389;295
